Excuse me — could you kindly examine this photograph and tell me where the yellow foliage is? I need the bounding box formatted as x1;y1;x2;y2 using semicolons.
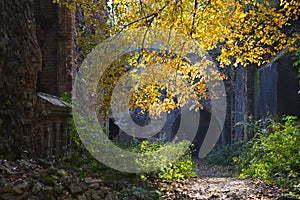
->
55;0;299;116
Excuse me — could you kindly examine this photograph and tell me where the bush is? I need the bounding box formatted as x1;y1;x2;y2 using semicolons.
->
205;115;267;167
233;116;300;194
137;140;197;181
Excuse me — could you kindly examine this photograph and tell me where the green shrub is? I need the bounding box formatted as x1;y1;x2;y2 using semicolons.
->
137;140;197;181
205;115;268;167
234;116;300;194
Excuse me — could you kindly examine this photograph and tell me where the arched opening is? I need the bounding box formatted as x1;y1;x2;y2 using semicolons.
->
172;110;212;157
108;118;120;140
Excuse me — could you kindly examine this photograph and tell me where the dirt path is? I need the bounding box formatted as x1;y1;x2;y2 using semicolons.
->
158;161;297;200
158;177;289;199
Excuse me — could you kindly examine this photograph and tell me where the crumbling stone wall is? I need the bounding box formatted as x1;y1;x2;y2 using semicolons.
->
0;0;74;159
0;0;42;159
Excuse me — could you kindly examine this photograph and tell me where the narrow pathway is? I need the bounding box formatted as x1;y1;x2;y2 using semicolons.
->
159;177;287;199
158;161;296;200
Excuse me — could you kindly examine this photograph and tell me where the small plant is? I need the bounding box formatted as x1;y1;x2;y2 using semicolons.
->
234;115;300;194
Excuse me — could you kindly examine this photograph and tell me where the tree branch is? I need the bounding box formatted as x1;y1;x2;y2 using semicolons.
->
117;5;167;34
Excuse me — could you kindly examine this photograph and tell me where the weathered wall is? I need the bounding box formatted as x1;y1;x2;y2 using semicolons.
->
0;0;74;159
254;62;278;119
234;67;248;141
35;0;58;95
231;52;300;142
277;54;300;116
0;0;42;158
57;5;74;94
254;53;300;119
35;0;74;96
230;66;256;143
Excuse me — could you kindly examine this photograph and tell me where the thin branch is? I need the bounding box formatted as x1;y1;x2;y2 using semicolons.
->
117;5;166;34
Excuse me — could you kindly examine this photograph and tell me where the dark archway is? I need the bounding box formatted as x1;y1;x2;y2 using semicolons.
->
108;118;120;140
172;110;212;157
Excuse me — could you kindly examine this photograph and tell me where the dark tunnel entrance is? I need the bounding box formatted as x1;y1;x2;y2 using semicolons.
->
172;110;212;157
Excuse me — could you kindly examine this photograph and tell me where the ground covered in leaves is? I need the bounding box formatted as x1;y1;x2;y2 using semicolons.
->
0;158;298;200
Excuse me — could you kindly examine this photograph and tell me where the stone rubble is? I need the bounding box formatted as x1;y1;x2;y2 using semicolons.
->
0;159;140;200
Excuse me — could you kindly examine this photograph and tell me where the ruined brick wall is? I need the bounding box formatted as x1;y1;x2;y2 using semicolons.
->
33;0;74;159
35;0;74;96
35;0;59;95
0;0;42;159
57;5;74;94
0;0;74;159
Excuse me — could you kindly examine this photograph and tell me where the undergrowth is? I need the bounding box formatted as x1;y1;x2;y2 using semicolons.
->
61;93;197;198
234;115;300;195
137;140;197;181
205;142;244;166
205;115;300;196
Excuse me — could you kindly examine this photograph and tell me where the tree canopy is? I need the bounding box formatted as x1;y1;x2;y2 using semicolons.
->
55;0;300;117
55;0;299;65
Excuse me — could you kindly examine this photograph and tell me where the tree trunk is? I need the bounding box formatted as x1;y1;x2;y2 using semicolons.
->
0;0;41;159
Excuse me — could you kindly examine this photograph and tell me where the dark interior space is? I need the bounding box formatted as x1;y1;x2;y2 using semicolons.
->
172;110;212;157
